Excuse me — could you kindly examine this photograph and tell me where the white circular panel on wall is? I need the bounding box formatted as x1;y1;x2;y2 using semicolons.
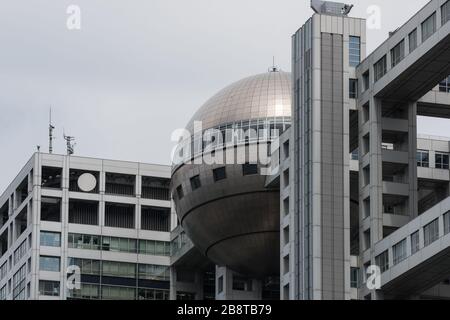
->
77;173;97;192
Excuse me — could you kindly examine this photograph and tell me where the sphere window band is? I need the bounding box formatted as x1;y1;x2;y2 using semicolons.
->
173;117;291;167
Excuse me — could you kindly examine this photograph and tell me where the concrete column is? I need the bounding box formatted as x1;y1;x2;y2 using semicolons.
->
215;266;262;300
408;102;418;219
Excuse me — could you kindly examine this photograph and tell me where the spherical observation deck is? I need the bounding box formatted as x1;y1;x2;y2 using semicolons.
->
171;70;291;277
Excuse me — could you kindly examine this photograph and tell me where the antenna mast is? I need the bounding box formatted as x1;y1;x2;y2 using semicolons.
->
269;56;278;72
49;108;55;154
63;133;75;156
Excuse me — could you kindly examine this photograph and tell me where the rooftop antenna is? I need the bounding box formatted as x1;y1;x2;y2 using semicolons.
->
49;107;55;154
269;56;278;72
63;131;76;156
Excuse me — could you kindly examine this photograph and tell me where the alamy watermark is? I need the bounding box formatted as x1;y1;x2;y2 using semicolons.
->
171;121;281;176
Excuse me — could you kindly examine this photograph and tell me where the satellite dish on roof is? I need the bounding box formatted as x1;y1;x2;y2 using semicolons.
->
77;173;97;192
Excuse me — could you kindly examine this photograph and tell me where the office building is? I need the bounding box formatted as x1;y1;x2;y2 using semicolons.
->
0;152;173;300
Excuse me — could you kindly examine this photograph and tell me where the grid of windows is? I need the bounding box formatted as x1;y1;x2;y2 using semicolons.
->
349;36;361;67
440;76;450;92
376;250;389;273
417;150;430;167
374;55;387;82
39;256;60;272
39;280;60;297
424;219;439;247
436;152;449;169
442;0;450;25
411;231;420;255
422;13;437;42
409;29;418;52
393;239;407;265
40;231;61;247
391;40;405;68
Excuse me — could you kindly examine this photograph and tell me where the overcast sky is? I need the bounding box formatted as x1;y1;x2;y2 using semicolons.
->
0;0;448;192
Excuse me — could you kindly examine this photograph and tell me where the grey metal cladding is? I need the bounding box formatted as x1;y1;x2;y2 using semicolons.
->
321;33;345;299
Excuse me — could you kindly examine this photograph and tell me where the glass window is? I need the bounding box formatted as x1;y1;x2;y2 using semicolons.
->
422;13;437;42
362;71;370;91
375;250;389;273
436;152;449;169
391;40;405;68
138;264;170;281
39;256;60;272
101;285;136;300
424;218;439;247
14;240;27;265
411;231;420;255
442;1;450;25
0;262;7;281
393;239;407;265
440;76;450;92
374;55;387;82
68;233;100;250
190;175;201;191
444;212;450;235
349;79;358;99
68;257;101;275
417;150;429;167
349;36;361;67
0;285;6;301
409;29;418;52
13;264;26;300
102;261;136;278
39;280;60;297
242;163;258;176
232;275;253;292
213;167;227;182
40;231;61;247
350;267;359;288
176;185;184;199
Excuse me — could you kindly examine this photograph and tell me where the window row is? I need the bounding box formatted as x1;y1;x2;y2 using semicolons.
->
375;215;447;275
66;257;170;281
365;1;450;87
69;283;169;300
40;198;170;231
177;164;258;200
173;117;291;165
67;233;171;256
417;150;449;169
41;166;170;200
